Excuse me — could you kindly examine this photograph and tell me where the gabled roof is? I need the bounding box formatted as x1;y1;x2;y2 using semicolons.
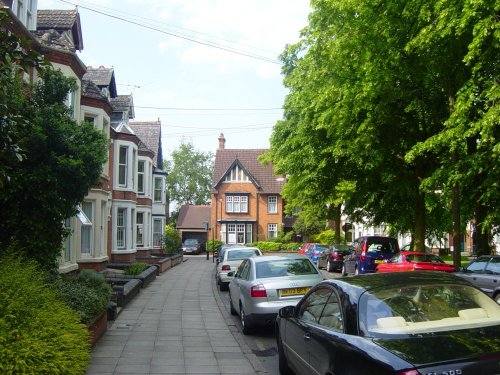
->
111;94;134;115
129;121;163;168
83;66;117;98
212;148;284;194
176;205;211;230
36;9;83;51
81;79;107;101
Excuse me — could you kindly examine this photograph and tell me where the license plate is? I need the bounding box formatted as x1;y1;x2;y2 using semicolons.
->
375;260;384;264
279;287;310;297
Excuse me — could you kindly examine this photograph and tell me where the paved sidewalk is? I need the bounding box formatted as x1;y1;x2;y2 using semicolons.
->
86;256;267;375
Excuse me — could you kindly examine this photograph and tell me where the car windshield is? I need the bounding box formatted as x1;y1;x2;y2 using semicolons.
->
255;258;319;278
227;249;260;260
333;245;351;252
359;284;500;337
184;239;198;246
406;254;444;263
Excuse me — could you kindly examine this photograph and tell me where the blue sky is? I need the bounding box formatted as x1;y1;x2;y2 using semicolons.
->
38;0;311;157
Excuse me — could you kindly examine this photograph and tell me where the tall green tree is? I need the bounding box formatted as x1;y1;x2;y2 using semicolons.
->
165;141;214;216
0;68;108;271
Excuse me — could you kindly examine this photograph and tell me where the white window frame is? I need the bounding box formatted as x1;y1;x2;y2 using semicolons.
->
154;177;163;202
224;164;249;182
64;218;73;262
80;201;93;256
136;212;144;246
225;195;248;213
268;223;278;239
138;160;145;195
268;196;278;214
117;208;126;249
153;218;163;248
118;146;128;187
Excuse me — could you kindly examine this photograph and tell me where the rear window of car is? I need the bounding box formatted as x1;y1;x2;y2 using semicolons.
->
359;284;500;337
255;258;319;278
227;249;260;260
406;254;444;263
366;238;399;254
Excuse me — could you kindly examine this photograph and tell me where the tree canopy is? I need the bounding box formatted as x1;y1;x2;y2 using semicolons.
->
165;141;214;219
0;36;108;270
266;0;498;254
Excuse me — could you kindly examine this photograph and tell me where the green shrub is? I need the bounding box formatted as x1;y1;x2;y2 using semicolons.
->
56;270;112;325
207;239;223;253
312;229;344;245
0;254;90;374
163;225;181;254
124;262;148;275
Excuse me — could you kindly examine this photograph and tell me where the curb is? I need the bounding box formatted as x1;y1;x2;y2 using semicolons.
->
211;267;269;374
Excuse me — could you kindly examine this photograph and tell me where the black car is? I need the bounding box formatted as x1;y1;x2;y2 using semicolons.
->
276;272;500;375
317;244;352;272
456;255;500;303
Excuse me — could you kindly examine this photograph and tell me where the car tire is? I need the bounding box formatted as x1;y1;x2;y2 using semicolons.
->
219;281;228;291
341;265;347;276
495;293;500;305
240;305;253;335
229;294;237;316
277;332;293;375
327;260;334;272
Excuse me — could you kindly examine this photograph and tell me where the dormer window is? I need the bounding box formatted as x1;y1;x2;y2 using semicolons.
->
224;164;249;182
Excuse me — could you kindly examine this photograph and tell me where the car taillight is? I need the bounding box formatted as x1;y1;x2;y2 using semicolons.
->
396;370;420;375
332;252;340;260
361;243;367;261
221;265;231;271
250;284;267;298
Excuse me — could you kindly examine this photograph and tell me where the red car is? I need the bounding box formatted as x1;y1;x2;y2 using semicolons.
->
298;243;314;255
376;251;456;273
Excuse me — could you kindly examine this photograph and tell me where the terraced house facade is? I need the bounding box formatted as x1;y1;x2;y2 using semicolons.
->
2;2;167;272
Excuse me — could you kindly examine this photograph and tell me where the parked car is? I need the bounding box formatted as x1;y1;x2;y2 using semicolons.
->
276;271;500;375
228;254;325;334
304;243;329;264
182;238;202;255
216;247;262;291
456;255;500;303
215;244;238;265
317;244;353;272
376;251;456;273
298;242;313;255
342;235;400;275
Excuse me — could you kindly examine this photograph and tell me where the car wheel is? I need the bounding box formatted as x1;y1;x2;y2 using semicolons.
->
229;293;237;316
277;332;293;375
495;293;500;305
240;305;253;335
341;265;347;276
327;260;334;272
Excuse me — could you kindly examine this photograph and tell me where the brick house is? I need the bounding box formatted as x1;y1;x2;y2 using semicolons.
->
177;205;211;247
211;134;285;244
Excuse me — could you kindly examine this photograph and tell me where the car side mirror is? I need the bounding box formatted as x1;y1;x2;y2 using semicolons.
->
279;305;296;319
228;271;235;277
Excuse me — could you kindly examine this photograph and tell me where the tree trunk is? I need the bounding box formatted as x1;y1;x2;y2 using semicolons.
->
413;189;426;251
452;181;462;268
326;203;342;243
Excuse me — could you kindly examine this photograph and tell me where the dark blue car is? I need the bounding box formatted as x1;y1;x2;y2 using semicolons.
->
304;243;329;265
342;236;399;275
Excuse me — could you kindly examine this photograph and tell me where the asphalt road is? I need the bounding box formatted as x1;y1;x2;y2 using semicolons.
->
216;267;341;375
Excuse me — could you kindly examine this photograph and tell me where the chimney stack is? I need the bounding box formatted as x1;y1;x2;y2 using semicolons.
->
218;133;226;150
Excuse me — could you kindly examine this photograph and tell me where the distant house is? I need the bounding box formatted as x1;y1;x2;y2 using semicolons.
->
176;205;211;247
210;134;285;244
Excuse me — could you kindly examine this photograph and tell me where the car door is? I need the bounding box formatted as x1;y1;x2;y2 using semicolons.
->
229;260;250;312
344;238;361;273
461;257;490;293
284;287;333;375
481;257;500;296
318;249;330;269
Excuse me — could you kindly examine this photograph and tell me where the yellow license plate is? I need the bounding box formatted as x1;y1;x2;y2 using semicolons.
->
279;287;310;297
375;260;384;264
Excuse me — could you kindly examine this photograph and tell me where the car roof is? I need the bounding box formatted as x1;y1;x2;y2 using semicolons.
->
322;271;472;292
250;254;309;263
401;251;430;256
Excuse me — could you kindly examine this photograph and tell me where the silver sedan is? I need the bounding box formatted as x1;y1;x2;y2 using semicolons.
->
228;254;325;334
